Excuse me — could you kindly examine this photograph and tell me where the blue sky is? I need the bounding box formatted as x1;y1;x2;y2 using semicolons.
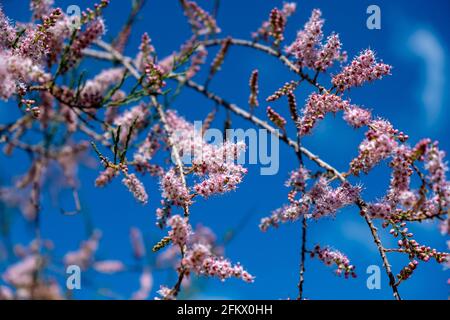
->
0;0;449;299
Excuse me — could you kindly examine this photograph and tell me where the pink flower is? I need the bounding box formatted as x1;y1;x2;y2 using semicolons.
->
156;285;175;300
182;243;254;283
387;145;414;205
130;227;146;259
2;255;39;287
0;7;16;48
350;119;398;175
63;18;105;72
131;268;153;300
285;167;310;191
367;201;393;219
111;103;150;143
182;1;220;35
93;260;125;274
30;0;54;20
167;215;192;247
312;244;356;278
122;173;148;204
78;67;125;108
95;167;118;187
161;169;192;207
332;49;391;91
308;179;361;219
252;2;296;43
314;33;346;71
285;9;324;68
259;203;309;231
299;93;349;135
424;142;450;200
343;105;372;128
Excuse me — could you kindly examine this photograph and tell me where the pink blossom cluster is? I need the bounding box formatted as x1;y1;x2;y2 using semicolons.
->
182;0;220;35
0;7;16;48
122;172;149;204
332;49;391;92
299;93;350;135
387;145;415;206
30;0;54;20
364;138;449;221
2;240;63;300
285;9;345;70
343;105;372;128
0;50;49;100
252;2;296;43
350;119;399;175
93;260;125;274
16;8;63;63
131;268;153;300
311;244;356;278
130;227;147;259
182;243;254;283
110;103;150;143
314;34;347;71
62;18;105;72
78;67;125;108
161;168;192;207
424;142;450;205
285;9;324;68
392;225;448;265
167;215;192;247
260;173;360;231
163;111;247;201
164;215;254;284
95;167;118;187
308;179;361;219
259;203;309;232
285;167;310;191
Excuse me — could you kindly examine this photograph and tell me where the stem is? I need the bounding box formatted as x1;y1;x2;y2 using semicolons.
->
357;200;402;300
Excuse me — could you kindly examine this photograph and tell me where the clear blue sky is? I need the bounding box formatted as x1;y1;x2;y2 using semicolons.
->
0;0;449;299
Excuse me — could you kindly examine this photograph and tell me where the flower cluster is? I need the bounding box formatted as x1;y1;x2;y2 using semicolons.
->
78;67;125;108
308;179;361;219
266;106;287;131
122;172;149;204
266;80;299;102
163;215;254;284
181;0;220;35
2;248;63;300
161;110;247;203
161;169;192;207
350;119;399;175
252;2;296;43
16;8;63;63
285;9;345;71
260;171;360;231
332;49;391;92
424;142;450;206
0;7;16;48
299;93;350;135
343;105;372;128
311;244;356;278
167;215;192;247
62;18;105;72
248;69;259;108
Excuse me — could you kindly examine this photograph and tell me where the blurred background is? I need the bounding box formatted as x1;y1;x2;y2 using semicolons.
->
0;0;449;299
